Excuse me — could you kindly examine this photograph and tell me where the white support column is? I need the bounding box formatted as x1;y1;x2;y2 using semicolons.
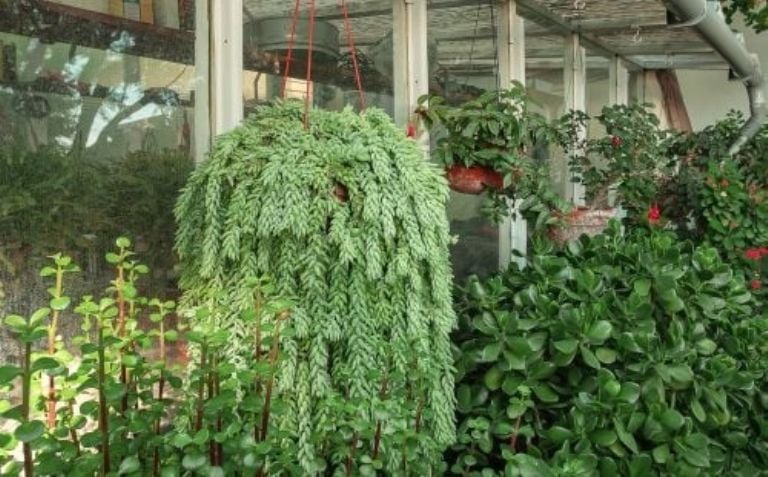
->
497;0;527;270
193;0;210;163
393;0;429;130
608;55;629;106
210;0;243;137
563;33;586;207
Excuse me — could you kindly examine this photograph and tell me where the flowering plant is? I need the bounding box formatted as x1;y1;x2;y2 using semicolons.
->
551;104;674;215
417;84;567;225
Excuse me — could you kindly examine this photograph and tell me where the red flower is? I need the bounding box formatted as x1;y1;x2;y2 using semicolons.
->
611;136;622;148
745;247;763;261
751;278;762;290
647;203;661;225
406;122;417;139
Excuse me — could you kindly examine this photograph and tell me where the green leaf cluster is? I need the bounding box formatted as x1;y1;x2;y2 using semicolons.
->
174;101;457;474
451;225;768;476
551;103;675;211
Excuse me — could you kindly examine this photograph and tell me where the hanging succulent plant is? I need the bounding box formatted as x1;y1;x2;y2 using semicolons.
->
174;101;456;474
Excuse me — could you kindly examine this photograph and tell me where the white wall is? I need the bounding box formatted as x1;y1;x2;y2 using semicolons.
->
677;19;768;130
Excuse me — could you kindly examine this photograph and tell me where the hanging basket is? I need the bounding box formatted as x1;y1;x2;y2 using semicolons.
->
549;207;618;245
446;165;504;195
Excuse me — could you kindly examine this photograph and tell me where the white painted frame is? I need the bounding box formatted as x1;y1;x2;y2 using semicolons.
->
497;0;527;270
209;0;244;137
564;33;587;207
393;0;429;132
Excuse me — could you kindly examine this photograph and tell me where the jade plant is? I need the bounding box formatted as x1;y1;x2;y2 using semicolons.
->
174;100;457;474
0;239;298;476
417;85;565;226
450;225;768;476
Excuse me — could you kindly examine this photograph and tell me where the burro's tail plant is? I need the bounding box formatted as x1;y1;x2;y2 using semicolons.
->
174;101;458;474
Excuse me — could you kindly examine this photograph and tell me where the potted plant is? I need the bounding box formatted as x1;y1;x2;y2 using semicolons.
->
549;104;673;243
416;84;563;225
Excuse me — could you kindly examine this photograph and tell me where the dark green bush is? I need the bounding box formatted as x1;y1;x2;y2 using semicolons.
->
450;225;768;476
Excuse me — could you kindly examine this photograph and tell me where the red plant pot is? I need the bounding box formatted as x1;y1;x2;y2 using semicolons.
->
446;165;503;195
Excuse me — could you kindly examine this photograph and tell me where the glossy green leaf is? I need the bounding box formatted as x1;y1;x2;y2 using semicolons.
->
586;321;612;344
14;421;45;443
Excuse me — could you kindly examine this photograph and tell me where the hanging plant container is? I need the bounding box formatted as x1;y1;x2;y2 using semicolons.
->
549;207;618;245
446;165;504;194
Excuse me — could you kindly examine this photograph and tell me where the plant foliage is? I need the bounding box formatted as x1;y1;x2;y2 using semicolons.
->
0;240;301;476
174;101;457;474
450;225;768;476
417;85;566;226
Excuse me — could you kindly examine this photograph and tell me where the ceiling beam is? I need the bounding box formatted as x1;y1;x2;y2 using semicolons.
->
515;0;644;70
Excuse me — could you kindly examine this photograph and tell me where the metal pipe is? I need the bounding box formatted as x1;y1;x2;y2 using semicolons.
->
663;0;767;155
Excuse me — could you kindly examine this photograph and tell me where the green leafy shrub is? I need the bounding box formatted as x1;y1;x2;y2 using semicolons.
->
0;240;298;476
552;104;674;214
174;101;457;474
661;113;768;292
450;225;768;476
416;85;566;226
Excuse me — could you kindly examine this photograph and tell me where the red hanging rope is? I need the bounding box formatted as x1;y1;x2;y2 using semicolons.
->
303;0;317;129
281;0;303;98
339;0;366;110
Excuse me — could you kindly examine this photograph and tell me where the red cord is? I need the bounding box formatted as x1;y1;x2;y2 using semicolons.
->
281;0;302;98
303;0;317;129
340;0;366;110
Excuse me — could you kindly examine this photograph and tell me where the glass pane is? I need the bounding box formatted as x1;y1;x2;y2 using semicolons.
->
242;1;394;116
0;0;201;362
428;2;500;281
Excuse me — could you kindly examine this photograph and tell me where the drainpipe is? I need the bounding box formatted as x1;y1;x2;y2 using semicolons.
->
663;0;767;155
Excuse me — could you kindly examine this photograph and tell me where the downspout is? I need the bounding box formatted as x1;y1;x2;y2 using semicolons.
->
663;0;767;155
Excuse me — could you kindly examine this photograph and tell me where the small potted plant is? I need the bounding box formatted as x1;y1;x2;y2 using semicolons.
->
416;84;559;224
549;104;672;242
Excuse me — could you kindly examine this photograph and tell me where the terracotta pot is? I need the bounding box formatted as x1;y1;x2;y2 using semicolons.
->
549;207;618;245
446;165;503;195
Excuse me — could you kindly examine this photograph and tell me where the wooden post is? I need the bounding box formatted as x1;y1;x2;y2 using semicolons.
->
393;0;428;130
210;0;243;136
497;0;527;270
608;55;628;106
563;33;586;207
193;0;210;163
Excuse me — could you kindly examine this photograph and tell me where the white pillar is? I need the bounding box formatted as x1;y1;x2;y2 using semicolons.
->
393;0;429;130
563;33;586;207
608;55;629;106
210;0;243;137
193;0;210;163
497;0;527;270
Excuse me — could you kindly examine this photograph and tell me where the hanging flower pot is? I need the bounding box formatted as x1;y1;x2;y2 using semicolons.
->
446;165;504;195
549;207;618;245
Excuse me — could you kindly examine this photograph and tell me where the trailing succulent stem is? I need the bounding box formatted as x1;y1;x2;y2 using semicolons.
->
175;101;457;474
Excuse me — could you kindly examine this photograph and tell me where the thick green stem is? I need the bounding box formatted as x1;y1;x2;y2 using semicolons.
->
195;342;208;432
152;322;166;477
46;268;64;429
22;340;33;477
97;323;110;475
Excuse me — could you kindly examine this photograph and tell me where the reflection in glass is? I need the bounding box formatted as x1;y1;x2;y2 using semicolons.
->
428;2;501;282
242;0;394;116
0;1;199;362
